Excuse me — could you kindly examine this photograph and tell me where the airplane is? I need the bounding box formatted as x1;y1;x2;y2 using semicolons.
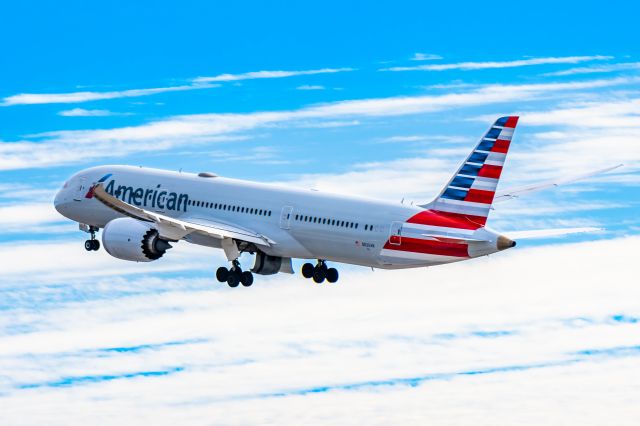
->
53;116;619;287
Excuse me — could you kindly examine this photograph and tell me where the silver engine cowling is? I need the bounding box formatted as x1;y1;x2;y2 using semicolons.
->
102;218;172;262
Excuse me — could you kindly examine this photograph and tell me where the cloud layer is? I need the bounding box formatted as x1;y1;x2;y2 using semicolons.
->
0;236;639;424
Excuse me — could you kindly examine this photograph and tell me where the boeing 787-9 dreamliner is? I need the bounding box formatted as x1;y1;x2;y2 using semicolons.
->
54;116;617;287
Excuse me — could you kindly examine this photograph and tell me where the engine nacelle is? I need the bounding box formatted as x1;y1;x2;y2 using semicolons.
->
102;218;172;262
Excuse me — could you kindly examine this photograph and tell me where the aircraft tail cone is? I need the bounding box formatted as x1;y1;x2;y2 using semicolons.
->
497;235;516;251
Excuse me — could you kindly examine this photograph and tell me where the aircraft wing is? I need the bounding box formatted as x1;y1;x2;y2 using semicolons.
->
92;183;272;254
494;164;622;203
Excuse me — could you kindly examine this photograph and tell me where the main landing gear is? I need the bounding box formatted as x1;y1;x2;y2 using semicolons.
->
216;260;254;288
301;260;339;284
84;226;100;251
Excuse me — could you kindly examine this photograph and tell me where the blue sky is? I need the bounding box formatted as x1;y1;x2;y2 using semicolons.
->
1;1;639;424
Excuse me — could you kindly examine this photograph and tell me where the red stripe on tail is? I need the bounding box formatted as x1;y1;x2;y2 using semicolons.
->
407;210;487;229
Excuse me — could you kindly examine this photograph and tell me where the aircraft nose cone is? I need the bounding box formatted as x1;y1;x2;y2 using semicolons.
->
497;235;516;251
54;189;68;216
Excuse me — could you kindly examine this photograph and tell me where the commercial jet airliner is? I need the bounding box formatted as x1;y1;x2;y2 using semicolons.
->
54;116;617;287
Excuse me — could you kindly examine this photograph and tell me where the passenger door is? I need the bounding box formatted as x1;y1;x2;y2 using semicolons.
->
73;177;86;201
280;206;294;229
389;221;403;246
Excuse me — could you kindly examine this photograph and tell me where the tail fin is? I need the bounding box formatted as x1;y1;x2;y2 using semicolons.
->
425;116;519;226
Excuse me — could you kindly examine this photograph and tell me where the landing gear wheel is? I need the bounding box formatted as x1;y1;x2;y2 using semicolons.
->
240;271;254;287
326;268;339;283
85;240;100;251
301;263;315;279
216;267;229;282
312;266;326;284
227;272;240;288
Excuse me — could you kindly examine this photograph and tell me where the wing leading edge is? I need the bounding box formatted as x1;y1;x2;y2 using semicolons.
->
92;183;273;251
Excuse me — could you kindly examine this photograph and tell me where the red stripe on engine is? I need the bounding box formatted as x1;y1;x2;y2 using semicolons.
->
491;139;511;153
383;237;470;258
407;210;486;229
478;164;503;179
464;189;495;204
504;116;519;128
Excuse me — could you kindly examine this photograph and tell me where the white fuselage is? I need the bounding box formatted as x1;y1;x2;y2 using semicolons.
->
54;165;505;269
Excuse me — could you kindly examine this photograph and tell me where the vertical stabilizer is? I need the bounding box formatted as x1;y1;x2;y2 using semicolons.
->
425;116;519;226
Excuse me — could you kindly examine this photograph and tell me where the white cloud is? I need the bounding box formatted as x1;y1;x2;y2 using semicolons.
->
543;61;640;76
0;236;639;424
0;239;218;284
0;202;64;232
58;108;133;117
193;67;354;84
0;76;636;172
411;53;443;61
1;83;217;106
296;85;325;91
382;55;613;72
2;67;353;107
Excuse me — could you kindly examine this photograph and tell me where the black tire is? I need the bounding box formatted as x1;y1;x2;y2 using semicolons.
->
91;240;100;251
216;267;229;282
241;271;254;287
326;268;339;283
84;240;93;251
227;272;240;288
312;266;326;284
301;263;314;279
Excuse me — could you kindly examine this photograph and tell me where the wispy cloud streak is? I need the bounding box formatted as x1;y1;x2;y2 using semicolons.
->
192;67;354;83
543;61;640;76
382;55;613;72
1;83;217;106
2;67;353;106
0;76;636;171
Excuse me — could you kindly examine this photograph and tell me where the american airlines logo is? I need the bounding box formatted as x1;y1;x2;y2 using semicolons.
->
88;174;190;212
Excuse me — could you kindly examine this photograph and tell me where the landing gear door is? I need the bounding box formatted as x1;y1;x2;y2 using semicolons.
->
73;177;87;201
280;206;294;230
389;221;403;246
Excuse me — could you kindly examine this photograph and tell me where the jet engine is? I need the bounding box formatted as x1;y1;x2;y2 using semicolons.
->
102;217;172;262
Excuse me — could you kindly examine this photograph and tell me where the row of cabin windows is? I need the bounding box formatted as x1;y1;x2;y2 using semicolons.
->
295;214;357;228
187;199;272;217
293;214;375;231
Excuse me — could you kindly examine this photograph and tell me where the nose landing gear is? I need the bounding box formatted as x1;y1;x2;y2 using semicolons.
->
217;260;254;288
83;225;100;251
301;260;339;284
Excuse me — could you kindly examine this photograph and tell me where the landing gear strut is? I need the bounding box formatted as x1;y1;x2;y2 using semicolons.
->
84;226;100;251
217;259;253;288
301;260;339;284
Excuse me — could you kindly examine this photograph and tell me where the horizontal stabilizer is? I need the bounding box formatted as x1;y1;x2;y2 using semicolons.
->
505;227;603;240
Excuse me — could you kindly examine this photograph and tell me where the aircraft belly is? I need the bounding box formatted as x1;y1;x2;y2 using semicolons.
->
377;248;465;267
290;229;378;264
